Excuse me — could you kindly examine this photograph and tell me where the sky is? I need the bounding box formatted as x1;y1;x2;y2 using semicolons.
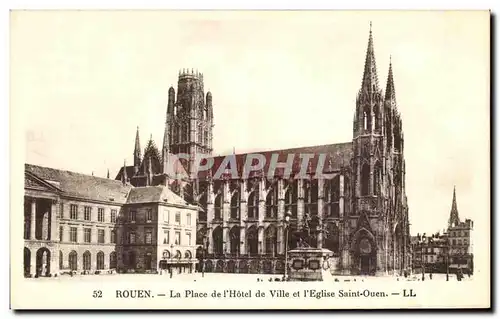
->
11;11;490;236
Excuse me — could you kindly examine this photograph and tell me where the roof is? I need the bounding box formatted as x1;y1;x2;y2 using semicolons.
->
126;185;187;205
197;142;352;179
115;165;136;181
26;164;132;204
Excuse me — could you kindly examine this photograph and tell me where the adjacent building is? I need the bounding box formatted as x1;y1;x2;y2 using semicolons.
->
23;164;197;277
410;187;474;274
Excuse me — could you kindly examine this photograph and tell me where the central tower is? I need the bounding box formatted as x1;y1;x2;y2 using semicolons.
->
165;69;214;175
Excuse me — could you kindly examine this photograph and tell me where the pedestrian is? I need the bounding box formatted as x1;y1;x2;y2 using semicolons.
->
429;273;433;280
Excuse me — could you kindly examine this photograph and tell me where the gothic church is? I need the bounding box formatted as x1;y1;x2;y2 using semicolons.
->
116;26;412;275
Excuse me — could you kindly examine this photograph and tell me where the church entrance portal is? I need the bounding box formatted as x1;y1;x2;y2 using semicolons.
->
360;255;370;275
358;237;374;275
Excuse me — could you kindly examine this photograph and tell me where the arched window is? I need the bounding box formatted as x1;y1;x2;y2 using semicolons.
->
229;226;240;256
394;122;402;152
230;192;240;219
264;225;277;256
110;252;117;269
181;123;189;142
162;250;171;259
83;251;91;271
247;226;258;256
203;129;209;146
96;251;104;270
198;128;203;144
361;164;370;196
325;176;340;218
265;187;278;219
212;226;223;256
247;190;259;219
198;193;207;222
69;251;77;271
373;162;382;196
363;111;368;131
214;193;222;220
285;181;298;218
304;180;318;216
196;228;207;246
323;223;340;254
359;238;372;255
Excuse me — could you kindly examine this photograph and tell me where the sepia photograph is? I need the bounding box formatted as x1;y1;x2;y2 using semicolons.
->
10;10;490;310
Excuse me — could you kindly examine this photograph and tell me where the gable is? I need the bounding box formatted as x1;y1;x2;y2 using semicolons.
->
25;171;61;193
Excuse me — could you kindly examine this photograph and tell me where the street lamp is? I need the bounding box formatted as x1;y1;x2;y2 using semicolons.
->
283;210;292;281
446;238;450;281
202;235;208;278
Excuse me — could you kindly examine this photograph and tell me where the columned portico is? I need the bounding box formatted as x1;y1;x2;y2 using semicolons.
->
30;198;36;240
24;192;61;277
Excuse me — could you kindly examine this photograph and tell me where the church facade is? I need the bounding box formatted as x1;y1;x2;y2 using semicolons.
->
116;27;412;276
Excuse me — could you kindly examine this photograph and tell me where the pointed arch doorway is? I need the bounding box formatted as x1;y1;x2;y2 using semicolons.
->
359;238;372;275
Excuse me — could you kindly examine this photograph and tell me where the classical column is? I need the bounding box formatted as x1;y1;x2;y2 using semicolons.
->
30;198;36;240
42;210;49;240
50;199;58;241
50;248;59;276
30;250;37;277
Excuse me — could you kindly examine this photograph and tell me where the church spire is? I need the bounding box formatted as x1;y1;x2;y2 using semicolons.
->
448;186;460;228
360;22;380;93
385;56;396;104
133;126;141;171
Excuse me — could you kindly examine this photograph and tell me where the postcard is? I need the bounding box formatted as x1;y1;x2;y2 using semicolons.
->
10;10;490;310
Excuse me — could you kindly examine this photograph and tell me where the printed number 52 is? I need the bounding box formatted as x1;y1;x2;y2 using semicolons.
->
93;290;103;298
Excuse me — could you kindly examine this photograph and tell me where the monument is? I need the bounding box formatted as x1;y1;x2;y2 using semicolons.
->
286;213;336;281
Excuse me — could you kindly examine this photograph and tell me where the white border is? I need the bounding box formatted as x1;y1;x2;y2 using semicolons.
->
3;1;497;318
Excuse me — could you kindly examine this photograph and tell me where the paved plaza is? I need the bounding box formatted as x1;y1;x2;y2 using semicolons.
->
31;272;473;283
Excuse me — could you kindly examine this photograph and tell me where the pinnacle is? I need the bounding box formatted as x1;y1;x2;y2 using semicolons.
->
360;23;380;93
448;186;460;227
385;57;396;103
134;126;141;156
